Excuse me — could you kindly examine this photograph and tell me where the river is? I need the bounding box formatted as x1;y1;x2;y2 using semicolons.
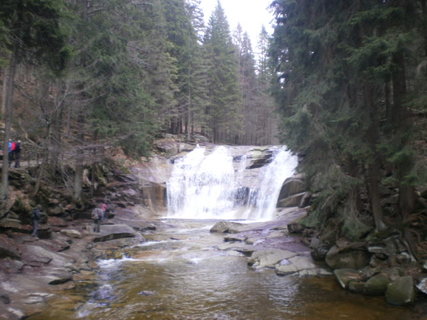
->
28;219;419;320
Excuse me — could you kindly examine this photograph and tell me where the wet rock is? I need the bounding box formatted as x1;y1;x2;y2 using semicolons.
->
0;258;25;273
2;307;24;320
277;192;306;208
364;273;390;296
385;276;415;306
248;249;296;269
224;234;245;242
0;292;10;304
0;218;31;234
23;293;50;304
60;229;82;239
325;246;370;269
348;281;365;293
275;255;317;276
334;269;364;289
287;223;305;234
277;178;305;201
93;224;137;242
246;149;274;169
40;268;73;285
210;221;245;234
21;245;70;267
0;235;21;259
416;278;427;295
310;238;329;261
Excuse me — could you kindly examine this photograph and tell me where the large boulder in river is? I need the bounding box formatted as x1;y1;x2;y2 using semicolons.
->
248;249;296;269
334;268;364;289
210;221;245;234
364;273;390;296
385;276;415;306
325;245;370;269
93;224;137;242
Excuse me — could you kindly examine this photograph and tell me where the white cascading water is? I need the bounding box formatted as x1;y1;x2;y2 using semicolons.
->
166;145;297;220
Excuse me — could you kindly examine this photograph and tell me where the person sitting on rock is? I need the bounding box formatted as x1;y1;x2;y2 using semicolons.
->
91;205;104;233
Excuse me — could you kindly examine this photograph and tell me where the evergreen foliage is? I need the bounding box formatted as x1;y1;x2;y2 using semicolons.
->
270;0;427;246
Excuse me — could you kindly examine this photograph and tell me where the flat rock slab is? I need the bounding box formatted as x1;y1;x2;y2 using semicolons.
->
275;255;318;276
21;245;70;267
93;224;137;242
249;249;297;269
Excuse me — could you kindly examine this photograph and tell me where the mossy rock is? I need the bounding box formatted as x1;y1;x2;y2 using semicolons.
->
385;276;415;306
364;273;390;296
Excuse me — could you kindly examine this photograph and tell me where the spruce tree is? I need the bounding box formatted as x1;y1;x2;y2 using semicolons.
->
203;2;242;143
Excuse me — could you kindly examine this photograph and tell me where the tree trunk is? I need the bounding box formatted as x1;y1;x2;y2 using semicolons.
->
1;51;18;200
364;84;386;231
391;51;416;217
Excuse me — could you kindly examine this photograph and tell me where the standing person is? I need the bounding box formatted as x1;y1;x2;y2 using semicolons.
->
31;205;42;237
91;205;104;232
100;202;108;220
14;140;21;168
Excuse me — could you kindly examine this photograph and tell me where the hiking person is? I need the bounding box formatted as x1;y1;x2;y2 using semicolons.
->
100;203;108;220
31;205;42;237
91;205;104;232
14;140;21;168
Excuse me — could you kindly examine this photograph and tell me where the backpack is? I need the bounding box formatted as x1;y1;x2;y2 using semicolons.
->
91;208;103;220
32;208;41;220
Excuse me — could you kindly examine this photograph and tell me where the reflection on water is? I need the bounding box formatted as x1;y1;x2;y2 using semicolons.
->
28;220;420;320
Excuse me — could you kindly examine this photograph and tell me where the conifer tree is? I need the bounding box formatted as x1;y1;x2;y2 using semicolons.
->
203;2;242;143
0;0;69;199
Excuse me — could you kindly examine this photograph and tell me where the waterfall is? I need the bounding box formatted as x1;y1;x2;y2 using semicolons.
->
166;145;297;220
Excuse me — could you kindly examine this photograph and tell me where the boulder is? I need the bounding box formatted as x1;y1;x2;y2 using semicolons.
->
93;224;137;242
21;245;70;267
246;149;274;169
0;258;25;273
278;178;305;200
0;235;21;260
275;255;317;276
348;281;365;293
416;278;427;295
224;234;245;242
277;192;306;208
325;246;370;269
364;273;390;296
40;268;73;285
210;221;245;234
248;249;296;269
385;276;415;306
60;229;82;239
334;268;364;289
287;223;305;234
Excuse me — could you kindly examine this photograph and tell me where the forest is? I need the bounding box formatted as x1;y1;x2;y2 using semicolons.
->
270;0;427;258
1;0;427;259
0;0;277;200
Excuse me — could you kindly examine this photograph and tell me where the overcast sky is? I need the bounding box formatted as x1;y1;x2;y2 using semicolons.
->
199;0;274;50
